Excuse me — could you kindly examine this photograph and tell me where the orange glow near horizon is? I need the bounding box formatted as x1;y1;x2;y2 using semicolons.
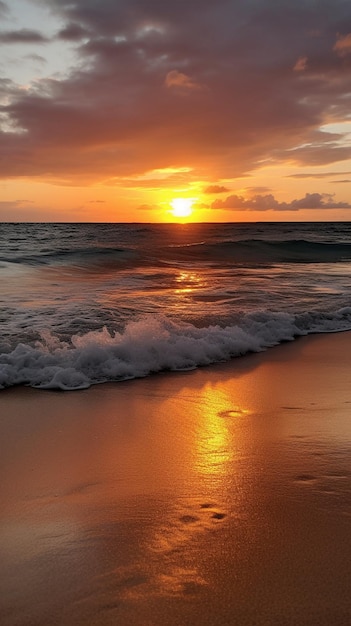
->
2;169;351;223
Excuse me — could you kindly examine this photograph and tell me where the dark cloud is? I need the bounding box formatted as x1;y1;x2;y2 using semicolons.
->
279;144;351;166
57;23;90;41
0;77;18;96
0;29;49;44
331;179;351;183
287;171;351;179
211;192;351;212
203;185;230;194
0;1;9;18
1;0;351;183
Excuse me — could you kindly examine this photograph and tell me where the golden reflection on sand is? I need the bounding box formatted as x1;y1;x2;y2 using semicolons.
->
141;383;251;597
193;383;249;478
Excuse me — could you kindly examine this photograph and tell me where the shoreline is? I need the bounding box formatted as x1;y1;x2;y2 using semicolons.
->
1;331;351;625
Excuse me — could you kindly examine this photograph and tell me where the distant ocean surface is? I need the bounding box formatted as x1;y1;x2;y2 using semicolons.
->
1;221;351;390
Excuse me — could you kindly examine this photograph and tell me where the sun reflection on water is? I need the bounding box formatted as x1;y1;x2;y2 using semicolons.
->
174;270;206;294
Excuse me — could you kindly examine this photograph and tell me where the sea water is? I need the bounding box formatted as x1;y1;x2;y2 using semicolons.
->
1;221;351;390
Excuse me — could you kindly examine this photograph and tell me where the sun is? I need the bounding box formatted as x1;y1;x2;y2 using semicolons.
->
170;198;194;218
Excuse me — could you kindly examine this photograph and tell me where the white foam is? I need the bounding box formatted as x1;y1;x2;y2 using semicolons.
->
1;310;351;391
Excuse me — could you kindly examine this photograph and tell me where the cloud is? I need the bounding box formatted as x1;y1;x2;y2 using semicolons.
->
111;169;196;188
245;186;272;194
211;192;351;212
1;0;351;183
57;23;90;41
0;29;49;44
0;1;9;18
203;185;230;194
25;53;47;64
276;143;351;167
333;33;351;57
165;70;203;91
293;56;308;71
287;171;351;179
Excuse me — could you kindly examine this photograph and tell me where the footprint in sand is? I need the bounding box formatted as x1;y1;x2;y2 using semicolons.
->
178;504;227;528
199;503;227;522
211;512;226;520
294;474;317;483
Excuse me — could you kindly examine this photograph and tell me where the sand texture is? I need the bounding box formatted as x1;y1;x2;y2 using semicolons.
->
1;332;351;625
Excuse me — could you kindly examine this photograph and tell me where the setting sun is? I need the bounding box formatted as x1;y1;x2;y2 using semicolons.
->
170;198;194;218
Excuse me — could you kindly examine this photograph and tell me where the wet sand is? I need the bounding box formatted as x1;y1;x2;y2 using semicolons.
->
1;332;351;625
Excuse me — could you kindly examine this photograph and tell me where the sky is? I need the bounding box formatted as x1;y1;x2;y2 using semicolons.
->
1;0;351;222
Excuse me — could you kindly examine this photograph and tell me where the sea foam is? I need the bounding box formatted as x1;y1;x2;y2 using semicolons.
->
1;309;351;391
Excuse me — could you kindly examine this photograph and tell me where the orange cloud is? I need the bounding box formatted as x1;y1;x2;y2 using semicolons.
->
211;192;351;212
165;70;203;91
333;33;351;57
293;56;308;71
203;185;230;194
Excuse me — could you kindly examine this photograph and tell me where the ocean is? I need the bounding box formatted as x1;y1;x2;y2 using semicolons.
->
1;221;351;390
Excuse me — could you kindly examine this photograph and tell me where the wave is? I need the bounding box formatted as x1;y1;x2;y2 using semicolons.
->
1;308;351;391
0;246;138;268
168;239;351;265
4;238;351;270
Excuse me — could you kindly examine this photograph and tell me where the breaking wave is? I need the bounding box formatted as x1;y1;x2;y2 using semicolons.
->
1;308;351;391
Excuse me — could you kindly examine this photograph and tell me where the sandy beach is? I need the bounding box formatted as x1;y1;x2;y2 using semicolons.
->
1;332;351;626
